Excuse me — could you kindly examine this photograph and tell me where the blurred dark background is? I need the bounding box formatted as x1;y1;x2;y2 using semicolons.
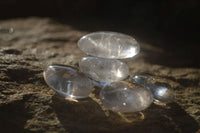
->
0;0;200;67
1;0;199;36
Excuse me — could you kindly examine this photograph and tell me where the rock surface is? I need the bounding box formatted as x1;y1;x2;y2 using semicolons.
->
0;17;200;133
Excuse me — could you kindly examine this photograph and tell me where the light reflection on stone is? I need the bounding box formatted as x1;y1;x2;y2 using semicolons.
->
44;65;93;99
100;81;153;112
79;56;129;82
132;73;175;103
78;31;140;59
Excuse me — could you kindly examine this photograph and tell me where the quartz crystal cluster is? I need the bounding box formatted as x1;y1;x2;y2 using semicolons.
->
44;31;175;113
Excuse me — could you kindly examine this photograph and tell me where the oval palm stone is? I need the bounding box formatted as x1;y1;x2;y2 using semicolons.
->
100;81;153;112
79;56;129;82
132;74;175;103
78;31;140;59
43;65;93;99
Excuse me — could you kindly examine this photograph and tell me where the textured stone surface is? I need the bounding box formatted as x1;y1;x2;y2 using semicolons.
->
78;31;140;59
79;56;129;82
44;65;93;99
0;17;200;133
100;81;153;112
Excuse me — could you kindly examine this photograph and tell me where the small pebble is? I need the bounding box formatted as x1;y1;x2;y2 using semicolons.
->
79;56;129;82
132;74;175;103
44;65;93;99
100;81;153;112
78;31;140;59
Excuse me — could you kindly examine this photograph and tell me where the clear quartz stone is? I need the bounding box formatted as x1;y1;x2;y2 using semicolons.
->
43;65;93;99
90;79;111;88
79;56;129;82
100;81;153;112
132;74;175;103
78;31;140;59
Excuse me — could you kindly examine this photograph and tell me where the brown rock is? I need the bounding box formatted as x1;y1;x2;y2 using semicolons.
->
0;17;199;133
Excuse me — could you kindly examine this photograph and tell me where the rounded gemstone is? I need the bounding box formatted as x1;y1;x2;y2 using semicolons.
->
132;74;175;103
43;65;93;99
100;82;153;112
90;79;111;88
78;31;140;59
79;56;129;82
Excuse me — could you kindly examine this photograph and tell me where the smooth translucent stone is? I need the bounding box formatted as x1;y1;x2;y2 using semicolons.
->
79;56;129;82
90;79;111;88
100;82;153;112
132;74;175;103
43;65;93;99
78;31;140;59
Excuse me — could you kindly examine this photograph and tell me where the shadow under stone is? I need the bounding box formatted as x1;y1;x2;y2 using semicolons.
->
52;94;111;133
52;94;199;133
0;100;33;133
130;102;200;133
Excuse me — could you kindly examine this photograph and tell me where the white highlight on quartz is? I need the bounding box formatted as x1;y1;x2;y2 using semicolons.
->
78;31;140;59
100;81;153;112
79;56;129;82
43;65;93;99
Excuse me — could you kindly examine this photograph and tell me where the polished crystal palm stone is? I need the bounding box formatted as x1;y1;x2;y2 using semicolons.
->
132;74;175;103
78;31;140;59
43;65;93;99
79;56;129;82
90;79;111;88
100;81;153;112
